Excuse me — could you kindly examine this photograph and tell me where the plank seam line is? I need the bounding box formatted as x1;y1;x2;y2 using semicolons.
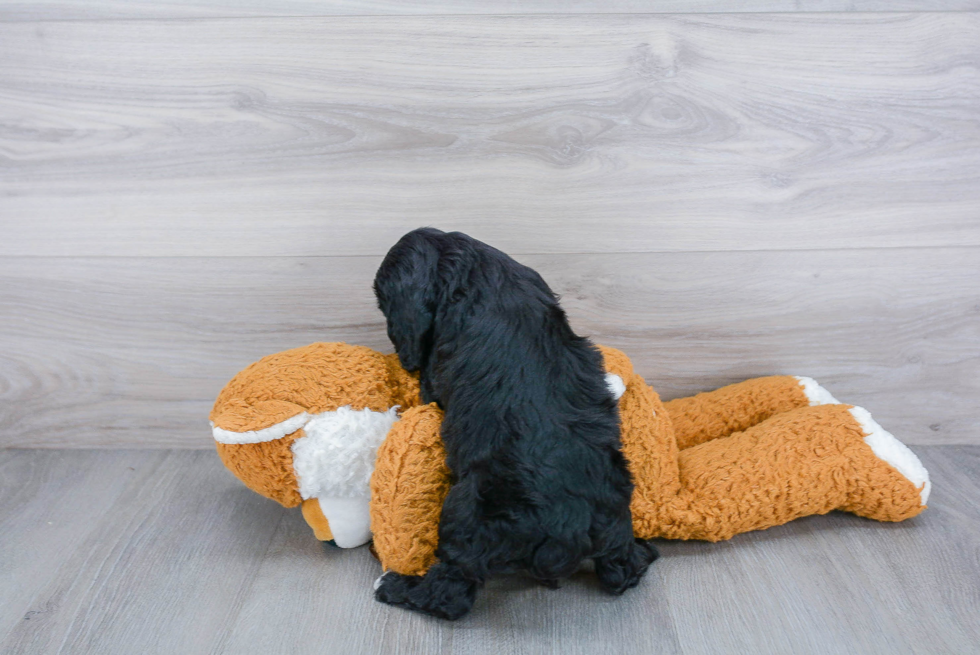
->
1;243;979;260
1;10;978;25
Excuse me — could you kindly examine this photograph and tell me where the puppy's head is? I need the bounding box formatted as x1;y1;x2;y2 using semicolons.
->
374;228;446;371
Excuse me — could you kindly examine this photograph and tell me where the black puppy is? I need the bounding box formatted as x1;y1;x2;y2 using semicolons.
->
372;228;656;620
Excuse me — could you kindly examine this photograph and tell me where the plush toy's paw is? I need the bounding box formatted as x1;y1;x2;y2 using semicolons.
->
848;406;930;505
595;538;659;596
793;376;842;406
790;377;930;509
374;564;477;621
842;406;931;521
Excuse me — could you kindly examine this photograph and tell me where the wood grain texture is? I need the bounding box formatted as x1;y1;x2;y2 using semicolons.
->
2;13;979;256
1;247;977;448
3;1;980;21
1;446;977;654
653;444;980;654
0;449;286;655
0;449;163;644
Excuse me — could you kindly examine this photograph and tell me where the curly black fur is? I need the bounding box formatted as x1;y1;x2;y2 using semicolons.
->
372;228;657;620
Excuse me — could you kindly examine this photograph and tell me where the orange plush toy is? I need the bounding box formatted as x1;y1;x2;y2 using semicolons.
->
211;342;930;572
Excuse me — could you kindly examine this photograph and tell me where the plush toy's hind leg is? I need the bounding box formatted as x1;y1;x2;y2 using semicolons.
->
637;404;929;541
663;375;839;450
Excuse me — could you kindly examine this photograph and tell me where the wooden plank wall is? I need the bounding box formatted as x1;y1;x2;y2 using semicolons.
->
1;4;978;447
2;2;980;20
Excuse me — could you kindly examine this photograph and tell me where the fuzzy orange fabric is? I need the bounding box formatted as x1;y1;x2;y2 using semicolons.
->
369;403;450;576
663;376;810;450
211;342;419;423
616;372;681;513
631;404;924;542
596;344;635;381
215;430;305;507
382;352;424;411
301;498;334;541
301;498;333;541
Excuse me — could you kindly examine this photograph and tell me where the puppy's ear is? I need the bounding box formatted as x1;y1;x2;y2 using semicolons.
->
374;230;441;371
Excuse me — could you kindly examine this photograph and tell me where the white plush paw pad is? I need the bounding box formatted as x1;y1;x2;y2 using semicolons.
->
794;376;841;406
849;406;931;505
605;373;626;401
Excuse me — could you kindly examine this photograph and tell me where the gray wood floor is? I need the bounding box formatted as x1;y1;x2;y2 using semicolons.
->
1;446;977;655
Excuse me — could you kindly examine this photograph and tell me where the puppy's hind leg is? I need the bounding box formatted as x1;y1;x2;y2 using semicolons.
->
375;562;478;621
593;519;658;595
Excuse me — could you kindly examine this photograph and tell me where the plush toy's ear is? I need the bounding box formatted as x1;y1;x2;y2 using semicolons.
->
374;229;443;372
